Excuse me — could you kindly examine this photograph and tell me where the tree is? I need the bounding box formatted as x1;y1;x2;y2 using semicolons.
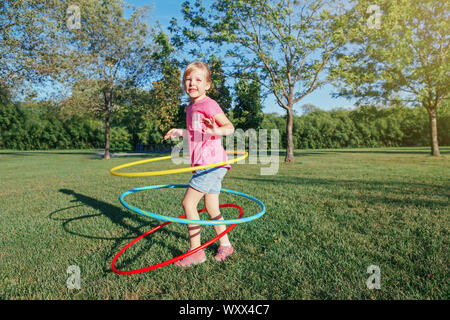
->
150;31;184;136
0;0;64;94
207;55;232;114
19;0;157;159
300;103;320;115
330;0;449;156
178;0;356;162
112;31;184;148
69;0;157;159
233;75;264;131
61;78;104;120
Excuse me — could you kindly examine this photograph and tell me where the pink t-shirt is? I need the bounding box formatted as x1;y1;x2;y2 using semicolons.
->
186;96;230;171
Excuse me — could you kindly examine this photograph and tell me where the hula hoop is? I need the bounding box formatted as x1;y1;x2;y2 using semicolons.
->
120;184;265;225
109;150;248;177
111;204;243;274
109;147;266;274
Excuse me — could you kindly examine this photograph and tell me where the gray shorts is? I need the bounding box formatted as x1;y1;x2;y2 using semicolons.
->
188;167;228;194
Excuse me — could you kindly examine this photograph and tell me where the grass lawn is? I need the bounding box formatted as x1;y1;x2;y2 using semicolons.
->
0;147;448;299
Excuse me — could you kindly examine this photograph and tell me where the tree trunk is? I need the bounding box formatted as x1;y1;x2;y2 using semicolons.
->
104;112;111;160
103;90;112;160
285;107;295;163
426;105;440;156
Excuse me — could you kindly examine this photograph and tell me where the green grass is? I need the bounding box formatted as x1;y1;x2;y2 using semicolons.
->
0;147;448;299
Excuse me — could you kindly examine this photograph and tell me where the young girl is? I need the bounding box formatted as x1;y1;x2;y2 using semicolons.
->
163;61;235;267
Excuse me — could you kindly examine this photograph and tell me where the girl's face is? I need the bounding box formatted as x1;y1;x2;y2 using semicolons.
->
184;68;211;102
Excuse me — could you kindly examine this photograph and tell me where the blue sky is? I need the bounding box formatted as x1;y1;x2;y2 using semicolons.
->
125;0;356;114
28;1;355;114
124;0;357;114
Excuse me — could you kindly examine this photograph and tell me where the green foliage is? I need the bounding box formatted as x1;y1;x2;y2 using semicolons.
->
109;127;132;151
266;105;449;149
64;116;104;149
1;87;448;151
178;0;357;161
113;31;184;149
330;0;449;155
207;55;232;114
0;100;30;149
233;76;264;131
0;93;105;150
332;0;449;108
0;0;61;91
2;0;448;156
134;118;164;146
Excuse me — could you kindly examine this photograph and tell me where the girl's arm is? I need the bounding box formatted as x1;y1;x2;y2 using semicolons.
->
202;113;235;136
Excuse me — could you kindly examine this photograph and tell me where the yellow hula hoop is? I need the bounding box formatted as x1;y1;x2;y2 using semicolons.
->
109;150;248;177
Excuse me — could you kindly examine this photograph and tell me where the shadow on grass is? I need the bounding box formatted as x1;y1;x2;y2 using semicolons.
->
233;176;449;209
49;188;185;274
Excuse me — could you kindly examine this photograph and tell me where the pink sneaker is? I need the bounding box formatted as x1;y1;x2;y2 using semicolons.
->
214;245;234;261
174;249;206;268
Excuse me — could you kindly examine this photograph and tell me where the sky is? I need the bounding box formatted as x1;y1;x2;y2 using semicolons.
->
127;0;358;114
123;0;357;115
27;0;355;114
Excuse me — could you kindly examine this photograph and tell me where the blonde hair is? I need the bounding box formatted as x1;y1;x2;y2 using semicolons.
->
183;61;212;85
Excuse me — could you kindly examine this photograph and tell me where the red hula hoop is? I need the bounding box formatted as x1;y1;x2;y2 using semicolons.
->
111;204;243;275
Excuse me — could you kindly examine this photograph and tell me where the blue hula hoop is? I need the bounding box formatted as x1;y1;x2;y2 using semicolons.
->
119;184;266;226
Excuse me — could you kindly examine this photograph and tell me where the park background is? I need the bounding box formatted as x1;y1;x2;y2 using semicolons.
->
0;0;449;300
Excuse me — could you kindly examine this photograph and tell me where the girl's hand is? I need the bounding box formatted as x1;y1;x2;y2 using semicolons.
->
163;128;184;141
202;115;235;136
202;117;216;135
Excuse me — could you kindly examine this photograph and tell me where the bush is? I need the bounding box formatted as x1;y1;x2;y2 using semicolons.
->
0;99;104;150
1;87;448;152
109;127;132;151
65;116;104;149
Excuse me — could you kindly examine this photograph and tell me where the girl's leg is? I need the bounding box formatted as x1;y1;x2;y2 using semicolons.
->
204;193;231;246
181;187;205;249
205;193;234;261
